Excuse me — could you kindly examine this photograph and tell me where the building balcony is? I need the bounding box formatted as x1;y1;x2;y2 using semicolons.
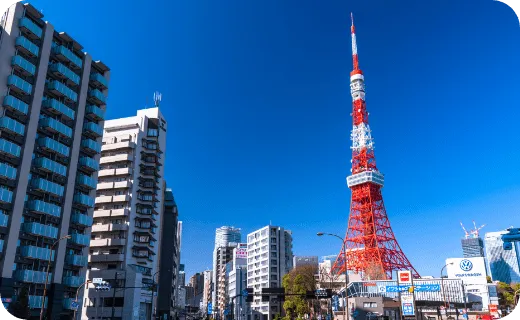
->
96;182;113;190
85;105;105;121
49;62;80;86
7;74;32;95
0;213;8;227
88;89;106;105
15;36;39;58
28;296;47;309
3;95;29;116
63;276;85;287
0;138;20;159
0;162;17;180
12;55;36;76
66;254;87;267
41;98;75;121
31;177;64;197
78;156;99;172
113;194;129;202
0;116;25;137
101;141;135;152
81;139;101;154
20;245;55;261
91;223;128;232
33;157;67;177
73;193;95;208
83;122;103;138
94;196;112;204
46;80;77;103
52;45;82;69
39;117;73;139
14;269;50;284
71;212;93;227
97;167;132;177
69;233;90;247
88;254;124;263
90;238;126;247
26;200;61;218
90;73;108;90
22;222;58;239
93;208;129;218
114;181;130;189
37;137;70;158
19;17;42;39
76;174;97;190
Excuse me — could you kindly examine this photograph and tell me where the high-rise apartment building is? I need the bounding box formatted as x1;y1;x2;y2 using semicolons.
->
462;237;485;258
485;230;520;284
247;225;293;320
189;272;204;296
201;270;213;315
212;226;241;317
0;3;109;318
157;187;181;320
227;245;248;320
82;107;167;319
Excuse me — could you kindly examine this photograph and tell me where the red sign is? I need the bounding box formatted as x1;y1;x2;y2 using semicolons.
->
489;304;498;313
363;283;377;286
398;271;412;284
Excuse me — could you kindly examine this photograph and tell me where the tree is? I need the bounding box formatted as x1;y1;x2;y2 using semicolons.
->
9;287;30;319
486;276;492;283
282;265;318;320
497;282;520;308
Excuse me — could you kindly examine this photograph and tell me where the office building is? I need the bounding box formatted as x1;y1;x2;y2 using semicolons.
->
189;272;204;297
485;230;520;284
247;225;293;320
157;188;181;320
179;264;186;287
0;2;109;318
227;245;248;320
82;107;167;319
212;226;241;317
201;270;213;315
462;237;485;258
293;256;319;268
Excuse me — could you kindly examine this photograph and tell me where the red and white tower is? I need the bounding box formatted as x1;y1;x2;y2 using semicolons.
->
331;14;419;280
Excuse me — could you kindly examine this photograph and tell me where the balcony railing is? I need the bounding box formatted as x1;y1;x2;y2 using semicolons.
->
81;139;101;154
12;55;36;76
39;117;73;138
7;74;32;95
88;89;106;105
52;45;82;69
66;254;87;267
0;188;13;204
63;276;85;287
3;95;29;116
71;212;93;227
31;177;64;197
90;73;108;89
0;213;8;227
0;116;25;137
85;105;105;121
76;174;97;190
42;98;75;121
15;36;39;57
0;162;17;180
73;193;95;208
46;80;77;102
27;200;61;218
100;154;132;164
20;245;55;261
49;63;80;85
78;156;99;172
34;157;67;177
28;296;47;309
23;222;58;239
83;122;103;137
0;138;20;158
37;137;70;157
0;239;3;253
14;269;51;284
88;254;124;263
69;233;90;247
19;17;42;38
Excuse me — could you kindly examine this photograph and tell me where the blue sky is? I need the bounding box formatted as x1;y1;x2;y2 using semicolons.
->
32;0;520;278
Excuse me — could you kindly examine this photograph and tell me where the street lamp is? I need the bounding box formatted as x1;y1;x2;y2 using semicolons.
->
317;232;349;320
73;280;92;320
150;270;160;320
440;262;454;319
40;234;71;320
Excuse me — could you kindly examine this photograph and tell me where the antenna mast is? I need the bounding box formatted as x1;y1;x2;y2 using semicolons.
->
153;91;162;108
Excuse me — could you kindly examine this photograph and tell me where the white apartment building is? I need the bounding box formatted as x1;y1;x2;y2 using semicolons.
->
227;245;248;320
247;225;293;320
202;270;213;315
81;107;167;320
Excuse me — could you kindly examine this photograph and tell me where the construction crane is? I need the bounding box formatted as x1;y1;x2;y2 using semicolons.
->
460;221;485;239
502;227;520;250
460;222;470;239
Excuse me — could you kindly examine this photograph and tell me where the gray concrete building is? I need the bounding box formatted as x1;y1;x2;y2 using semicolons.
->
81;107;167;320
293;256;319;269
0;2;109;319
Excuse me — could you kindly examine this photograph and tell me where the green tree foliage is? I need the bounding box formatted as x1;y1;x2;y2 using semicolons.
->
9;287;30;319
282;265;318;320
496;282;520;307
486;276;492;284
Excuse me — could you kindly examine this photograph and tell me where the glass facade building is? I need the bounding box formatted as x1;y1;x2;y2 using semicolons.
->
484;230;520;284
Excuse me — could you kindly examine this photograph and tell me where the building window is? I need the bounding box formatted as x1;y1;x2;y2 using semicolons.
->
363;302;377;308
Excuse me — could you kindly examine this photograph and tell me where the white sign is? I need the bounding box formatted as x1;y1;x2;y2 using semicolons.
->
236;243;247;259
446;257;487;284
398;271;412;285
92;278;103;284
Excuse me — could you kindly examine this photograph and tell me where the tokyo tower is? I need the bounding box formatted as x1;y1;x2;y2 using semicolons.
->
331;14;420;280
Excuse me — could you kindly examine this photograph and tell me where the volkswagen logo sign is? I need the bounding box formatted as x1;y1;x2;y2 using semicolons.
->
460;259;473;272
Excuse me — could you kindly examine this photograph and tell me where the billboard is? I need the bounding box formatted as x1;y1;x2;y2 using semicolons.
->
446;257;487;284
401;294;415;316
236;243;247;259
398;271;412;285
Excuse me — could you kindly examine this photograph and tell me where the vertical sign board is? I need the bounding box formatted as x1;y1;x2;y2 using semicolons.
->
401;295;415;316
236;243;248;259
208;302;213;315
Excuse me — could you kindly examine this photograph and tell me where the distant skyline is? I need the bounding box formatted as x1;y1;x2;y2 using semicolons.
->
30;0;520;279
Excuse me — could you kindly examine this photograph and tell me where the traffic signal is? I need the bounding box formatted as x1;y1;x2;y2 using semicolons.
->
95;282;111;291
245;288;254;302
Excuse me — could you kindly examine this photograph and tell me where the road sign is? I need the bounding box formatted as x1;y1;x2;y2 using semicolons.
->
71;300;79;311
208;303;213;315
224;309;229;315
92;278;103;284
242;289;248;297
385;284;440;292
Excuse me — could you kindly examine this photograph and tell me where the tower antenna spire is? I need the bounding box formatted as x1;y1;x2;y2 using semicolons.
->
350;12;359;71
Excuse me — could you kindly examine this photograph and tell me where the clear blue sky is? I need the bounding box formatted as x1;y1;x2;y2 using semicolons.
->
33;0;520;279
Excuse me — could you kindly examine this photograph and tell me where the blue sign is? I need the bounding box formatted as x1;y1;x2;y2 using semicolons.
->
402;303;414;316
385;285;440;292
332;295;339;311
208;303;213;315
242;289;248;297
460;259;473;271
224;309;229;315
71;300;79;311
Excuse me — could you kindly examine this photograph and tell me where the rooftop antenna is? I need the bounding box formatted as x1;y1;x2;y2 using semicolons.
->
153;91;162;108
